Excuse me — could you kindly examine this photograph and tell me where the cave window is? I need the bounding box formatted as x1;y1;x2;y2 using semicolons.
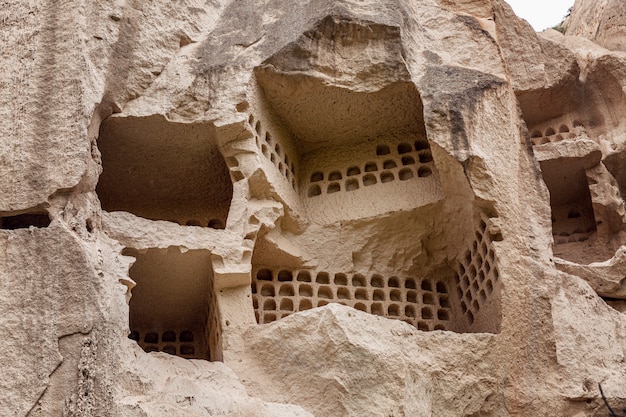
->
96;116;233;229
125;247;216;361
539;158;597;254
0;212;50;230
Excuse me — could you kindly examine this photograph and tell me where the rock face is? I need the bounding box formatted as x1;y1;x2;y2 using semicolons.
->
3;0;626;415
565;0;626;52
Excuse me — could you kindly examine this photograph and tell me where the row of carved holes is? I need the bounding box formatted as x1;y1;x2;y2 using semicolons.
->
255;296;449;320
308;167;432;196
255;269;449;291
530;121;584;145
455;219;499;324
250;115;297;190
309;152;434;184
129;329;194;343
253;283;450;305
252;269;452;329
306;140;433;198
457;261;498;314
129;330;196;355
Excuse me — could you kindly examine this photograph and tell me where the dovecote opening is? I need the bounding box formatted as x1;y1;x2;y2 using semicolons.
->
124;247;218;361
96;115;233;228
251;267;459;331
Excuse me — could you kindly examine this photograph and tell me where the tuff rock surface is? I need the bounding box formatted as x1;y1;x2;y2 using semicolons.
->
3;0;626;416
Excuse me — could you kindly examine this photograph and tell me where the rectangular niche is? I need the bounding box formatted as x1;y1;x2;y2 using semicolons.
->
124;247;217;361
0;211;50;230
248;70;443;224
540;158;597;258
251;267;464;332
96;115;233;228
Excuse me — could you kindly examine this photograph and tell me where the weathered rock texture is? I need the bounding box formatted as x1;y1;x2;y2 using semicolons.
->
2;0;626;415
565;0;626;52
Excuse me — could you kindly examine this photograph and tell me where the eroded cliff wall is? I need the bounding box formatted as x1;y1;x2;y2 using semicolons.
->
2;0;626;416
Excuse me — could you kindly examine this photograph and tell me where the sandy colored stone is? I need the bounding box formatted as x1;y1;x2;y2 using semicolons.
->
4;0;626;415
565;0;626;52
232;303;501;417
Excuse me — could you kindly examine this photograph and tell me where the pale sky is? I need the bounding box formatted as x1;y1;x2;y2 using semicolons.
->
505;0;575;31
